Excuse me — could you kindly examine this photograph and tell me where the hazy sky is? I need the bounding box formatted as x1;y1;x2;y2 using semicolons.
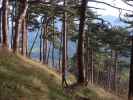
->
89;0;133;16
0;0;2;8
0;0;132;17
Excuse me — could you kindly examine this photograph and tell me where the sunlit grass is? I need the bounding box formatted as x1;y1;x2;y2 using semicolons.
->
0;49;70;100
0;48;124;100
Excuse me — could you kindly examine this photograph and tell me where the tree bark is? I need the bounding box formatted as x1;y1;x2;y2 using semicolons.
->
2;0;9;48
46;42;51;64
58;36;62;72
128;36;133;100
84;30;89;84
43;17;51;64
91;48;94;84
11;2;15;49
77;0;87;83
62;0;68;87
13;0;28;53
52;18;55;67
114;50;118;92
40;28;43;62
43;26;47;64
0;8;2;43
21;18;27;56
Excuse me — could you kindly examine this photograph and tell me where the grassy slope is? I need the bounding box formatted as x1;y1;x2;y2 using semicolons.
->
0;49;123;100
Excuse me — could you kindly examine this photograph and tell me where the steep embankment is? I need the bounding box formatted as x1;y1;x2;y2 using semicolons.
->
0;48;123;100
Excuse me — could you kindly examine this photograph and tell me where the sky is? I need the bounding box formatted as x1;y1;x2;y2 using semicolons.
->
0;0;2;8
0;0;133;17
0;0;133;26
88;0;133;17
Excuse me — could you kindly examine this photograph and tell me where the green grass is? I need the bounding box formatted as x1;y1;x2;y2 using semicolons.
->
0;49;123;100
0;49;71;100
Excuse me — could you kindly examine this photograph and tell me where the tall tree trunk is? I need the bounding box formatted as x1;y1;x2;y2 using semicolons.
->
25;23;28;56
113;50;118;92
46;42;51;64
0;8;2;43
43;23;48;64
77;0;87;83
52;18;55;67
2;0;9;48
40;27;43;62
91;48;94;84
107;61;111;90
43;17;51;64
13;0;28;53
29;28;40;57
128;36;133;100
58;36;62;72
11;2;15;49
52;44;55;66
84;31;89;84
42;37;45;63
21;18;27;56
62;0;68;87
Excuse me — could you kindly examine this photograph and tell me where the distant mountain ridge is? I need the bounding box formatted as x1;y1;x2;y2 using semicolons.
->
101;15;128;27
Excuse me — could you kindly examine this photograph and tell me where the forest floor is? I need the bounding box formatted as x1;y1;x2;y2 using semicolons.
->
0;48;124;100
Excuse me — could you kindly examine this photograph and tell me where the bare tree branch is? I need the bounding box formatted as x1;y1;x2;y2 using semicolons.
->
122;0;133;7
28;0;51;4
88;0;133;12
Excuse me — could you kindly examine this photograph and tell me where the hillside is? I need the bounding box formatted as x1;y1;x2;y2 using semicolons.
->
0;48;123;100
